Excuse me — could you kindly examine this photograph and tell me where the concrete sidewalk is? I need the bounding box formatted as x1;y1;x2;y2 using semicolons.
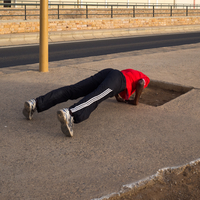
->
1;24;200;47
0;42;200;200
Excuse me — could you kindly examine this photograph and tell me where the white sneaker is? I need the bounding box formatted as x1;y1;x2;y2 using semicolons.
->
57;108;74;137
23;99;36;120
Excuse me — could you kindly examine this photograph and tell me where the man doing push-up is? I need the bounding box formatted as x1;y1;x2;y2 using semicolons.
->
23;68;150;137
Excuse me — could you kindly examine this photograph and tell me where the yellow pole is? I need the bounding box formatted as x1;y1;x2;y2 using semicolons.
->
39;0;48;72
77;0;80;8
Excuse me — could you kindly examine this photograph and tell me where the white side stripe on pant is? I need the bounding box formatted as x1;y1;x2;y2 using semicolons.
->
70;88;113;113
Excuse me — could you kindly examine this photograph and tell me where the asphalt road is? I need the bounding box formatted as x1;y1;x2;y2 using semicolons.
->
1;32;200;68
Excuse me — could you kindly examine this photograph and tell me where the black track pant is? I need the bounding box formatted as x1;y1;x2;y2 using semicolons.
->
36;68;126;123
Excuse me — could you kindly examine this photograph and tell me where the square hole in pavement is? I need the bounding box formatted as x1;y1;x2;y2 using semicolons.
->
130;80;193;107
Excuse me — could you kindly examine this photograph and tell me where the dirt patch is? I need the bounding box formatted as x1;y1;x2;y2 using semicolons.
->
130;81;193;107
139;86;185;107
107;159;200;200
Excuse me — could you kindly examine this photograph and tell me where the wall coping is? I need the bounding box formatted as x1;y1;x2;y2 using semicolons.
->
1;16;200;23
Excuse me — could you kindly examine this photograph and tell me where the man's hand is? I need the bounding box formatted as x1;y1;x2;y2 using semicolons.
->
125;99;137;105
115;94;125;103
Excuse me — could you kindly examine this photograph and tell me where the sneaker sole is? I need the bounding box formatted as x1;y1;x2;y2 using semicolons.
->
23;102;32;120
57;110;73;137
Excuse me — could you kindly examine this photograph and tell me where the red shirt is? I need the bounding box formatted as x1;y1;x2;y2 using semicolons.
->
119;69;150;100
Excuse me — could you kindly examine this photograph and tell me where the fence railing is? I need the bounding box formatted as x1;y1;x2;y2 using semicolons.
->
0;3;200;20
0;0;199;7
1;1;200;8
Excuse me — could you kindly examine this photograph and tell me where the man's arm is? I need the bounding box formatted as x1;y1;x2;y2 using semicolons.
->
126;79;144;105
